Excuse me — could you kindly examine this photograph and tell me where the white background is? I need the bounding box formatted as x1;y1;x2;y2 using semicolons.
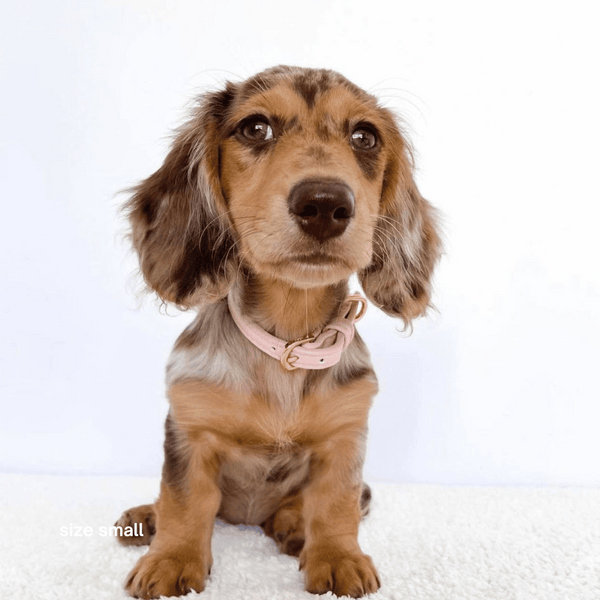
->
2;0;599;486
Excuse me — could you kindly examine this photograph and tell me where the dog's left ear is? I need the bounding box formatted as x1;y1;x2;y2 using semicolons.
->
359;120;442;326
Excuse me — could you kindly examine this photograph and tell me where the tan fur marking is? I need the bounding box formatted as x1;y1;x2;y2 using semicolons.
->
169;376;376;448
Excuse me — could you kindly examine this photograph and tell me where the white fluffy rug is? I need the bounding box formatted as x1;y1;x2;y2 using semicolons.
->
0;474;599;600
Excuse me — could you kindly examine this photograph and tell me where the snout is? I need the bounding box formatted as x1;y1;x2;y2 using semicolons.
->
288;179;355;243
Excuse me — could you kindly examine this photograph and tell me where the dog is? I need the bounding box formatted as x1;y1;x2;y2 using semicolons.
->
116;65;441;599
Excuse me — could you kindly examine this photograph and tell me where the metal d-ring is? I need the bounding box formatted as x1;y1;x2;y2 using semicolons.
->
280;335;316;371
346;295;367;321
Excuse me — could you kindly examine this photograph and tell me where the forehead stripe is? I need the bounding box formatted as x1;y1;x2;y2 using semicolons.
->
292;78;319;108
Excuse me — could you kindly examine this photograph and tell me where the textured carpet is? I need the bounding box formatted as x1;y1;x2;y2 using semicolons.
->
0;473;598;599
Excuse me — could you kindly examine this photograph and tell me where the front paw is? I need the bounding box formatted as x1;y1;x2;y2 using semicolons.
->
300;545;380;598
125;550;210;599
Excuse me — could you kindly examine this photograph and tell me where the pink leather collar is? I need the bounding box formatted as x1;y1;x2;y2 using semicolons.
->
227;293;367;371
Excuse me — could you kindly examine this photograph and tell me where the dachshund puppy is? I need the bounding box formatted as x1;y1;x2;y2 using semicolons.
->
116;65;441;598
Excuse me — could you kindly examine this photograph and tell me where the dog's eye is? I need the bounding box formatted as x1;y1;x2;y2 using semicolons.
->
240;117;274;142
351;127;377;150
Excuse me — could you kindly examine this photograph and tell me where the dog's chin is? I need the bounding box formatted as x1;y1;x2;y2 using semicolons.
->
253;256;357;289
282;264;353;289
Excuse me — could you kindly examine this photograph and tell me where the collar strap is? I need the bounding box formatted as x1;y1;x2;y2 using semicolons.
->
227;293;367;371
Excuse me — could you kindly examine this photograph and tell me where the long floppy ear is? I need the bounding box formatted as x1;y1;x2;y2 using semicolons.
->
125;85;238;308
359;120;442;326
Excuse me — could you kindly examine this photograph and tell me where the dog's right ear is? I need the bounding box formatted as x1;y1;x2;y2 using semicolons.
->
125;84;238;308
359;111;442;327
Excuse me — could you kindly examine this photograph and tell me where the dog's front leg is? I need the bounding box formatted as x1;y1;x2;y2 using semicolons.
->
300;444;381;598
124;428;221;599
300;385;380;598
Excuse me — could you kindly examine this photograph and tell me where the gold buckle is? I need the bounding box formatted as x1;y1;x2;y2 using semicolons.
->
280;335;316;371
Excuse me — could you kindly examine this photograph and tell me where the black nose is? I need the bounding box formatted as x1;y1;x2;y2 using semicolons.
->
288;179;355;242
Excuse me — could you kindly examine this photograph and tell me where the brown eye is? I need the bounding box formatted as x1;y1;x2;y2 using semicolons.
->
240;117;274;141
351;126;377;150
